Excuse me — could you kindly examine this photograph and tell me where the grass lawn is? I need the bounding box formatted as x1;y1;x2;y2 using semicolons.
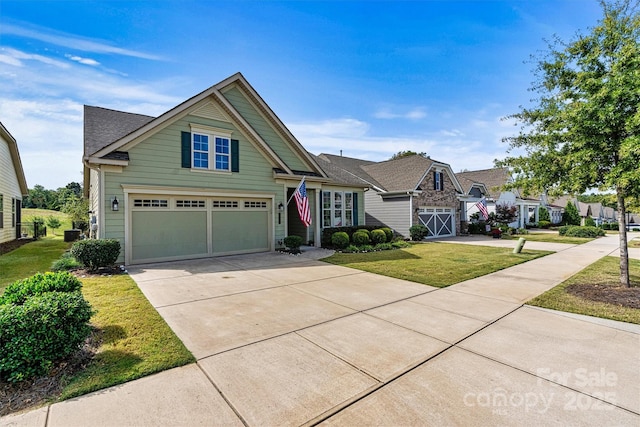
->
322;242;552;287
528;256;640;324
59;274;194;400
22;208;72;236
630;239;640;248
0;237;71;290
502;232;593;245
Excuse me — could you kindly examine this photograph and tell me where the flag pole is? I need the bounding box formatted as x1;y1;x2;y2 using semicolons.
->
286;176;305;206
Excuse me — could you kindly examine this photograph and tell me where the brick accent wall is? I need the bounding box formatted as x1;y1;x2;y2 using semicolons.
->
412;170;461;235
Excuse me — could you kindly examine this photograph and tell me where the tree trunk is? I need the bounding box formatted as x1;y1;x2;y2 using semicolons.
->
617;190;630;288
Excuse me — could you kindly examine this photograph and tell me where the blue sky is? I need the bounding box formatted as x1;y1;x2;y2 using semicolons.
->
0;0;602;189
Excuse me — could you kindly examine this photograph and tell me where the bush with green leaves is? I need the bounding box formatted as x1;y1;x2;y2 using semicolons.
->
342;244;359;253
584;217;596;227
409;224;429;241
352;230;371;245
374;242;394;251
380;227;393;242
70;239;121;271
0;272;93;382
562;202;581;226
52;252;83;272
358;244;374;252
330;232;350;249
538;220;551;229
283;235;304;250
0;272;82;306
370;229;387;244
558;225;605;238
538;206;551;222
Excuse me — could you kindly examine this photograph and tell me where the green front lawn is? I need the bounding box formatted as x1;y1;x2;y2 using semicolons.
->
527;257;640;324
0;237;70;290
60;275;194;400
322;242;551;287
22;208;73;236
502;232;593;245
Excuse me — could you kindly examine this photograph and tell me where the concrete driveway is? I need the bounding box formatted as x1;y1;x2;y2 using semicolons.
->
8;237;639;426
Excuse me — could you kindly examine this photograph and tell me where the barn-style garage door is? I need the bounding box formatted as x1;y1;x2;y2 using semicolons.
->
129;195;270;264
417;207;455;238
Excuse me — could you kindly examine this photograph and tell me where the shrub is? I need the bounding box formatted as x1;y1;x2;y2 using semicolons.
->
52;252;83;272
321;226;381;247
392;240;411;249
517;228;529;235
0;291;93;382
538;220;551;229
358;244;374;252
559;225;605;238
409;225;429;241
380;227;393;242
283;235;304;250
374;242;394;251
71;239;121;271
467;222;487;234
352;230;371;245
330;232;350;249
584;217;596;227
342;245;359;253
538;206;551;222
0;272;82;306
371;229;387;244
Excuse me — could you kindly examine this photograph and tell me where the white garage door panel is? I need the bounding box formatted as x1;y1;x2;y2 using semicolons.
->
212;211;269;254
132;211;208;262
417;207;455;238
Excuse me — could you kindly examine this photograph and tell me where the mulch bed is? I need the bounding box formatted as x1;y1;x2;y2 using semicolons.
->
566;283;640;309
0;238;35;256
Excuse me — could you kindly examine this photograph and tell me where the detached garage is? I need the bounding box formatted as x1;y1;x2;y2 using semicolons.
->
127;193;271;264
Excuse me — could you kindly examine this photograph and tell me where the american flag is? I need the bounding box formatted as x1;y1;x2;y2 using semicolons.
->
294;178;312;227
475;197;489;220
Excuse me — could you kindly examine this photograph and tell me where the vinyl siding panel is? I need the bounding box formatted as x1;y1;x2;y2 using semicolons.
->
365;192;411;237
222;87;309;172
0;135;22;243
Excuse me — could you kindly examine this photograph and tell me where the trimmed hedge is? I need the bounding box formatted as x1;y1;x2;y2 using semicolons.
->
321;225;383;247
330;232;350;249
0;272;93;382
409;225;429;241
558;225;605;238
352;230;371;245
71;239;121;271
538;220;551;229
380;227;393;242
284;235;303;250
370;229;387;244
0;272;82;306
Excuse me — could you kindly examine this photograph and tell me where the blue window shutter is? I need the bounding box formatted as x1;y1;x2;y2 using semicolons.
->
181;131;191;168
231;139;239;172
433;171;437;190
353;192;359;226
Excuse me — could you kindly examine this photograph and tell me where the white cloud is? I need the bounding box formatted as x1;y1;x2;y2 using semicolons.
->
1;22;163;61
374;106;427;120
0;47;70;68
66;54;100;66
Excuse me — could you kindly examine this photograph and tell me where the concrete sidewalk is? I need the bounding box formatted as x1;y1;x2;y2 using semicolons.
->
3;235;639;426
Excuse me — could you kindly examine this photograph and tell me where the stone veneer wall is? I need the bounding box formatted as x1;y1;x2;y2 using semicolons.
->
411;170;461;235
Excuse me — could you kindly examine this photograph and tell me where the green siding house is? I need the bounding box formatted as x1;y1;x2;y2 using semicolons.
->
83;73;365;265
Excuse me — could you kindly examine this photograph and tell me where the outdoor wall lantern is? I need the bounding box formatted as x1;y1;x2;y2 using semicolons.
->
278;202;284;224
112;196;119;212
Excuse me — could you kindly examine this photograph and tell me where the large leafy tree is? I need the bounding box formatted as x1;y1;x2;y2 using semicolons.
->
498;0;640;287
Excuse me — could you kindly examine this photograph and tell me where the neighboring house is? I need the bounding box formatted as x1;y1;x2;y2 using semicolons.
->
549;196;595;225
0;121;28;244
315;154;463;238
455;167;541;229
83;73;366;265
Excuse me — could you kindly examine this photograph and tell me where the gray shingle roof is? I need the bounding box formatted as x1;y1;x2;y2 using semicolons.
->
361;155;435;192
455;167;512;199
313;154;377;187
84;106;155;157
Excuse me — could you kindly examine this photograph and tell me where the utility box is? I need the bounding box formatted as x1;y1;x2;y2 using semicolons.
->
64;229;82;242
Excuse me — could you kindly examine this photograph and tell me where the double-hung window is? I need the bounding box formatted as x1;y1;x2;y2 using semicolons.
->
193;133;209;169
215;137;230;170
322;191;355;227
434;171;444;191
192;133;231;171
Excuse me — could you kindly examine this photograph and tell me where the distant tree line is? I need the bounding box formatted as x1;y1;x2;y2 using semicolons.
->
22;182;83;211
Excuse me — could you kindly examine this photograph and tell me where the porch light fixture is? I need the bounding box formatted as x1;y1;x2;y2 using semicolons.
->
112;196;119;212
278;202;284;211
278;202;284;224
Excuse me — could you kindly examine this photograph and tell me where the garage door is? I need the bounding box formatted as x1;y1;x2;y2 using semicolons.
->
417;207;455;238
129;195;271;264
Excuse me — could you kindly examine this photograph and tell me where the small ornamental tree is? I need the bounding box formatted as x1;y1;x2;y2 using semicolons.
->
563;202;582;226
538;206;551;223
494;203;518;228
46;216;61;235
